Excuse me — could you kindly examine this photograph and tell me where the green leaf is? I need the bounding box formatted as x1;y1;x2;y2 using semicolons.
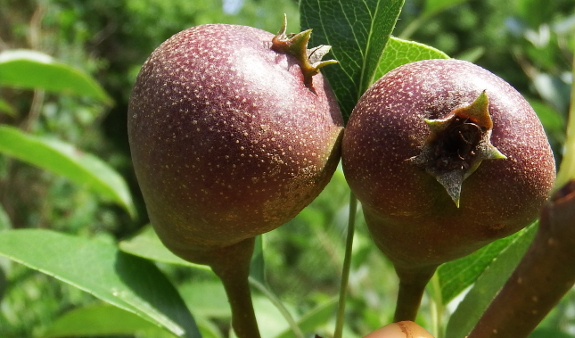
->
422;0;469;17
0;203;11;230
273;297;338;338
555;54;575;190
178;281;231;319
119;225;208;270
121;226;302;337
0;125;136;217
0;229;202;338
250;235;266;285
445;224;537;338
375;36;449;80
300;0;406;120
44;303;176;338
528;328;573;338
121;226;267;282
438;230;524;304
0;50;113;104
0;98;15;116
528;98;566;137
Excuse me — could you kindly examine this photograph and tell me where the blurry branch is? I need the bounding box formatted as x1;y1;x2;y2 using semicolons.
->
467;180;575;338
21;89;45;132
28;3;46;50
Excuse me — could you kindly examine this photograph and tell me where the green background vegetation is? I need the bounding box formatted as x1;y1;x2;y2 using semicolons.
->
0;0;573;337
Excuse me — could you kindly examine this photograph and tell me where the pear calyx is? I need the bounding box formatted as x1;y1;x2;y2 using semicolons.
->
271;14;337;88
410;91;507;207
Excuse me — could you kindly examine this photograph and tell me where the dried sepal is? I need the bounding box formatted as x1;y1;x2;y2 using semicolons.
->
271;14;337;88
410;91;506;206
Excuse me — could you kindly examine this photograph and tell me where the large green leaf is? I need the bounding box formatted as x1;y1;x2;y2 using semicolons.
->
0;125;135;217
375;36;449;80
0;229;201;338
120;226;303;337
119;225;208;269
300;0;406;120
437;229;524;304
0;49;112;104
44;303;176;338
120;225;266;282
445;224;537;338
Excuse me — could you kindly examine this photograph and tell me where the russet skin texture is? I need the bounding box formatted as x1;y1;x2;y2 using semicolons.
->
128;23;342;338
128;24;343;262
342;59;555;271
342;59;555;322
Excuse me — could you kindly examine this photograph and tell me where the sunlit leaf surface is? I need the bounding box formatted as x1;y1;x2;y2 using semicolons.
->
0;49;112;104
0;229;201;338
0;125;135;217
301;0;406;120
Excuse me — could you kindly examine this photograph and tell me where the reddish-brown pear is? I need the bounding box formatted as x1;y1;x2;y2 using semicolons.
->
128;22;343;338
342;59;555;321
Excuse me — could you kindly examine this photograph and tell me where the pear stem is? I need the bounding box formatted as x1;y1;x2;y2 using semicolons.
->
208;238;261;338
393;265;438;322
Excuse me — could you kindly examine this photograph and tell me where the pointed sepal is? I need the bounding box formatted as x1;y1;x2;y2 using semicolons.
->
410;91;507;207
271;14;337;88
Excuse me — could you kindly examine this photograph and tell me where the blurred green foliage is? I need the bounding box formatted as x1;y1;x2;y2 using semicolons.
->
0;0;573;337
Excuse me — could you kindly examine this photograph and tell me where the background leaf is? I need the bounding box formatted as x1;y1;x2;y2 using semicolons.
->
445;224;537;338
0;98;15;116
375;36;449;79
250;235;267;285
0;229;202;338
0;204;11;230
273;297;338;338
44;303;176;338
422;0;469;17
437;229;525;305
300;0;406;120
0;125;136;217
119;225;208;269
0;50;112;104
120;226;306;338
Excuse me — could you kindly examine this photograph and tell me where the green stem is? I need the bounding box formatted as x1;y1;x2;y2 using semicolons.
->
333;192;358;338
393;265;437;322
249;277;305;338
208;239;261;338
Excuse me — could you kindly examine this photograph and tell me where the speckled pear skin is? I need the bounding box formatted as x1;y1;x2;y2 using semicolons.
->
342;59;555;270
128;24;343;261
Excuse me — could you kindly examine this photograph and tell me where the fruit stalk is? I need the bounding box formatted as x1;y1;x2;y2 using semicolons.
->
190;238;261;338
468;180;575;338
393;265;437;322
